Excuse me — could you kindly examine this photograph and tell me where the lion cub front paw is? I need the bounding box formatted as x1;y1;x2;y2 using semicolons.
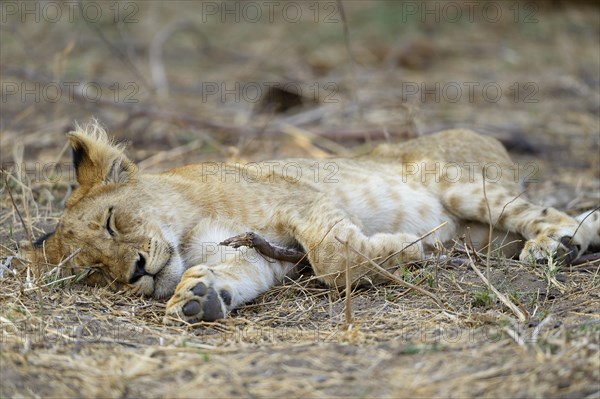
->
519;235;580;265
164;266;233;324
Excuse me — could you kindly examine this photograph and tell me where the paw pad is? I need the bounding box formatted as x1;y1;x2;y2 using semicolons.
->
192;282;207;296
182;300;201;316
220;289;232;306
175;282;229;322
201;287;224;321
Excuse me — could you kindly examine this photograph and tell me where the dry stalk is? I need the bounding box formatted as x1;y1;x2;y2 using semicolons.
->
343;239;353;325
503;325;527;348
464;246;528;322
564;205;600;249
138;140;205;170
378;221;448;266
2;171;33;244
53;248;82;271
481;172;528;282
530;314;554;345
482;168;493;289
24;274;78;292
280;124;352;157
334;236;449;311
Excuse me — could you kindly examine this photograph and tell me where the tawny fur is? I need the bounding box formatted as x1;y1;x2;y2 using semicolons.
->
21;121;600;323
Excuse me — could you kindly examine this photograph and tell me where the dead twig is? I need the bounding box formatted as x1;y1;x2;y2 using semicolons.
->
2;170;33;244
220;229;448;311
220;232;309;266
343;239;353;325
482;168;493;291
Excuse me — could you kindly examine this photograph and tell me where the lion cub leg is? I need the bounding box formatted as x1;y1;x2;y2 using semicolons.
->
292;196;424;288
164;260;293;324
442;181;592;263
164;221;295;324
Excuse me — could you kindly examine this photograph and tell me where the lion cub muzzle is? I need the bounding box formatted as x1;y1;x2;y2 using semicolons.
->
128;253;151;284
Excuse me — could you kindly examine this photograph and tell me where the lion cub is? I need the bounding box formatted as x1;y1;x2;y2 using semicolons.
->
21;121;599;323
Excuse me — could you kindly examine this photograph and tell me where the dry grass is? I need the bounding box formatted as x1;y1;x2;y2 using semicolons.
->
1;2;600;398
2;244;599;397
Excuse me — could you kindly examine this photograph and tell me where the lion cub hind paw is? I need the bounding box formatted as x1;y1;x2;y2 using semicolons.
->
164;277;232;324
519;235;581;265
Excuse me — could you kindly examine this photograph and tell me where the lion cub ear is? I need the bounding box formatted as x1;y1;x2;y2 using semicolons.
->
68;120;138;187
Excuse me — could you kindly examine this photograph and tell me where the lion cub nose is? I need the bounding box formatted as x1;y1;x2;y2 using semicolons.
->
129;253;148;283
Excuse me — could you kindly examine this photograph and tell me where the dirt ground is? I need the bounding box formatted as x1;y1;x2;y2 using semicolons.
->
1;1;599;398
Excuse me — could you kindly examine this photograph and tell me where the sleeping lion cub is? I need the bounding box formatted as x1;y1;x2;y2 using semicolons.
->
21;121;599;323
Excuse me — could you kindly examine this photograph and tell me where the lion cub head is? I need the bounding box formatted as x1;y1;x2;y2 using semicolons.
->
20;121;184;298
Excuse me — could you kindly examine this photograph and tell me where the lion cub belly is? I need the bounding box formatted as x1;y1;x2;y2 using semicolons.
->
301;162;459;244
340;181;456;243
